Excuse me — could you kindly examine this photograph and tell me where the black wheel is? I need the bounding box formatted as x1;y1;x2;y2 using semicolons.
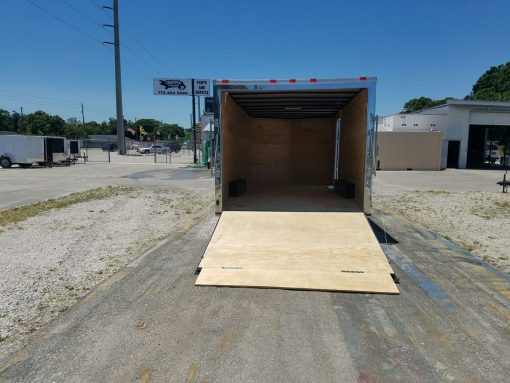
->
19;163;32;168
144;150;150;154
0;157;12;168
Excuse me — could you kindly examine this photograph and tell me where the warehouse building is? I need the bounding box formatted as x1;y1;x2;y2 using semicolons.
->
380;99;510;169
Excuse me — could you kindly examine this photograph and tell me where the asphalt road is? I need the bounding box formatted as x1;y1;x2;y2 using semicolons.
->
0;153;200;210
1;207;509;382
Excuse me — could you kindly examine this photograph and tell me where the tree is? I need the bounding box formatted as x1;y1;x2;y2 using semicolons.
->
0;109;16;131
135;118;161;134
401;97;453;113
160;123;185;140
18;111;65;136
466;62;510;101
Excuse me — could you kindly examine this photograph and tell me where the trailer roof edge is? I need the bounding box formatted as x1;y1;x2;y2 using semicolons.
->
213;77;377;86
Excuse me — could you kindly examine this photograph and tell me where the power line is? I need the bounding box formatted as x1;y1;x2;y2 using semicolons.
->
120;42;163;76
0;96;79;110
0;89;113;115
87;0;106;12
119;26;178;76
0;89;78;106
23;0;103;45
58;0;108;35
102;43;151;79
85;0;179;77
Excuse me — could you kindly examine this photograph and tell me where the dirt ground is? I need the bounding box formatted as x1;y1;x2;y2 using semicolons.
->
373;170;510;273
0;185;211;360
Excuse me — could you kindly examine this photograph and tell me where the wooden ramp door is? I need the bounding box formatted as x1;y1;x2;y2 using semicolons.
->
195;211;399;294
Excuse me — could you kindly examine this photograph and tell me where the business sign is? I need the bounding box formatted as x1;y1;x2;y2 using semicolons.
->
193;79;211;96
153;78;210;96
204;97;214;114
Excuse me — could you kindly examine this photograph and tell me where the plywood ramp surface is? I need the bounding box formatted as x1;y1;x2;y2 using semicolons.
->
196;211;399;294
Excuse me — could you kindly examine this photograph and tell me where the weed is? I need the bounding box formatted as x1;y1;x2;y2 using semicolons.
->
0;186;132;228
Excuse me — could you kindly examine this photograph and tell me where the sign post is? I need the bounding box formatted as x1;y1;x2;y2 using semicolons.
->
191;79;197;163
153;78;211;164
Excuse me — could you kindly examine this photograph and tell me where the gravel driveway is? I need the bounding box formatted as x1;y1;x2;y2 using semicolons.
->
0;186;211;360
374;179;510;273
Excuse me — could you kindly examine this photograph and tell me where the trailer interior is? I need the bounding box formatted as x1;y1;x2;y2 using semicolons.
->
196;80;398;294
219;88;368;212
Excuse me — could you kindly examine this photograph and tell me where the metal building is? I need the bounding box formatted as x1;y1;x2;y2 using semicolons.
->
382;99;510;169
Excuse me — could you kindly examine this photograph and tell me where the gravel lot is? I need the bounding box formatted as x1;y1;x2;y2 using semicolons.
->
0;185;211;360
373;170;510;273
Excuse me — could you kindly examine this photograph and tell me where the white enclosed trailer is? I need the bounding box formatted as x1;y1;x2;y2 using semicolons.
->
195;77;398;294
0;135;66;168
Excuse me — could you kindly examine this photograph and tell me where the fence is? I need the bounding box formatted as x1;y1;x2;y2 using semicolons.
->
81;138;203;164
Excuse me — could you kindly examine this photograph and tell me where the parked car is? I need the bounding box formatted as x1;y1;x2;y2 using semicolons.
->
137;144;168;154
163;142;182;153
101;143;118;152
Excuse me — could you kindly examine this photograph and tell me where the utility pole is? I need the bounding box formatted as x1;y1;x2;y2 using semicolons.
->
81;102;85;125
20;107;23;116
192;79;197;163
103;0;126;155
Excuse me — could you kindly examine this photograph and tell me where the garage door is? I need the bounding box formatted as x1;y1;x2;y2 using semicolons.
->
195;211;399;294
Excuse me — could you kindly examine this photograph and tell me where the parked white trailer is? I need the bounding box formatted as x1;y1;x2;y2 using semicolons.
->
65;139;81;160
0;135;66;168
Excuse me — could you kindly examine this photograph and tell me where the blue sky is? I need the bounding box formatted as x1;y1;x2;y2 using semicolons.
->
1;0;509;128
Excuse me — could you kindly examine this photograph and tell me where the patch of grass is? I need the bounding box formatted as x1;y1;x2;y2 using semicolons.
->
0;186;132;228
419;190;453;196
0;334;8;342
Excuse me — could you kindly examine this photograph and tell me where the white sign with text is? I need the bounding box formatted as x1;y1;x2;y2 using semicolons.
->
153;78;210;96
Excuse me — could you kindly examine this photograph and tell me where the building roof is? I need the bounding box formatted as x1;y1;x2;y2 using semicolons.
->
396;99;510;116
446;99;510;107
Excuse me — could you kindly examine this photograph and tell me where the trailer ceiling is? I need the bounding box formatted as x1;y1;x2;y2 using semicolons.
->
229;89;361;119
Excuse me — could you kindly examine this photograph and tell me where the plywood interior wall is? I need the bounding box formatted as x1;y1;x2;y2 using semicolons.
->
248;116;336;184
377;131;442;170
338;89;367;208
221;91;367;209
221;93;251;206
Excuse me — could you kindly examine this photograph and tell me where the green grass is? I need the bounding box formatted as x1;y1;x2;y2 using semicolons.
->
0;186;131;228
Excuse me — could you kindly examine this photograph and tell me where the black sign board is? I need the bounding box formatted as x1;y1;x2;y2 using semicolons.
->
205;97;214;114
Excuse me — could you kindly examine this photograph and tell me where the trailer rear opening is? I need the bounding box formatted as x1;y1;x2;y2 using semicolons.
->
196;78;398;294
219;87;369;212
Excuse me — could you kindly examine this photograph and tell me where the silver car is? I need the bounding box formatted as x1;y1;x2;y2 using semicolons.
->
137;144;168;154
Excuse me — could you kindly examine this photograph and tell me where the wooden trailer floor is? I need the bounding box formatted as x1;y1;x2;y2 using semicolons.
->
196;210;399;294
224;183;360;212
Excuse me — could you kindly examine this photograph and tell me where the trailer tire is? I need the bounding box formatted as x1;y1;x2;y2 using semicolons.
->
0;157;12;168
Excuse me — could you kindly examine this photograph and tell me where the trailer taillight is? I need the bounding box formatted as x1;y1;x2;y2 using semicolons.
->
269;79;277;84
309;78;317;83
359;76;367;81
221;79;229;84
289;79;296;83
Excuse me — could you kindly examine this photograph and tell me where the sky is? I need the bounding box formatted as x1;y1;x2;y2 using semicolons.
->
1;0;510;128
